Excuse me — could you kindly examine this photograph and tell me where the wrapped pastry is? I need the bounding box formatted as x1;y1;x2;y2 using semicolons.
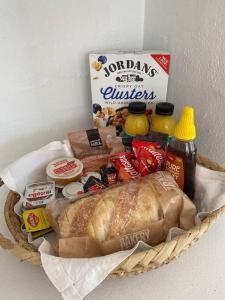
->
67;126;116;159
47;171;196;257
67;127;116;172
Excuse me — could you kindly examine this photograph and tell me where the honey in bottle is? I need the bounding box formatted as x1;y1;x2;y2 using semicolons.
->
165;106;197;200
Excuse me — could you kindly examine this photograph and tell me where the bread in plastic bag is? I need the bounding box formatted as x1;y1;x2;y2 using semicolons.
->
46;171;196;258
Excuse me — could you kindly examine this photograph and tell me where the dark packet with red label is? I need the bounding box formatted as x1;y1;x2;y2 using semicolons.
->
110;152;140;182
100;166;117;185
132;140;165;176
83;176;107;193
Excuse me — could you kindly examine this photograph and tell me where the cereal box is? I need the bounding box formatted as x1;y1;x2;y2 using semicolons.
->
89;51;170;130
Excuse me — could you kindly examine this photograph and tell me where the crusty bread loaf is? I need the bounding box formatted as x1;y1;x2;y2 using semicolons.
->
57;171;196;246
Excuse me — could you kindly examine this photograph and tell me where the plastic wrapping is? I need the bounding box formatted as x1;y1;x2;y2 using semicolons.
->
106;135;124;154
46;171;196;258
80;153;109;172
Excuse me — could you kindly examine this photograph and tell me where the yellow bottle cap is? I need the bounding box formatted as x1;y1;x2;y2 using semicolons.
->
174;106;196;140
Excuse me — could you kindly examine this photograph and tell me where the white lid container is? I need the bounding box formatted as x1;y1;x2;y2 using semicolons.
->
62;182;84;200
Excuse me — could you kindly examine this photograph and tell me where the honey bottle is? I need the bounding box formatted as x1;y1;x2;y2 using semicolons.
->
164;106;197;200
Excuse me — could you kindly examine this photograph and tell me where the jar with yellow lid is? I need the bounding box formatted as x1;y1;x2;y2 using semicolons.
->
124;102;149;137
150;102;176;135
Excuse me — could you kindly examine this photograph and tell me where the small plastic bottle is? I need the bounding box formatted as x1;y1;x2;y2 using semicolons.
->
164;106;197;200
150;102;176;135
124;102;149;136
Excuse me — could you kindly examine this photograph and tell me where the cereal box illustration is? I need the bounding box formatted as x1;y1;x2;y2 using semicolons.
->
89;51;170;129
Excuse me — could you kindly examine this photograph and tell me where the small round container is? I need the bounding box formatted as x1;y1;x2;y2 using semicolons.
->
62;182;84;200
46;157;83;186
81;171;101;184
150;102;176;135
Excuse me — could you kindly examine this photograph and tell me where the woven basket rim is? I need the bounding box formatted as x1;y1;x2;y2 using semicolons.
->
1;154;225;277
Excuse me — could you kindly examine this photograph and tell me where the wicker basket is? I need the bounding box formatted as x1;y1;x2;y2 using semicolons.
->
1;155;225;278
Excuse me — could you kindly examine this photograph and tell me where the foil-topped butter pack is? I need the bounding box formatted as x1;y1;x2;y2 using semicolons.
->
89;51;170;129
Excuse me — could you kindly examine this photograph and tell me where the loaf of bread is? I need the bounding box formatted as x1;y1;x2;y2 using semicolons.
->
57;171;196;251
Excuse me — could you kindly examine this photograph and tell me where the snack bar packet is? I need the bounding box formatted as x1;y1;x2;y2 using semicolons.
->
132;140;165;176
46;171;196;258
110;152;140;182
67;126;116;159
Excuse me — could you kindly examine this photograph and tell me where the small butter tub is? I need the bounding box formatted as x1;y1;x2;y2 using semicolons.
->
62;182;84;200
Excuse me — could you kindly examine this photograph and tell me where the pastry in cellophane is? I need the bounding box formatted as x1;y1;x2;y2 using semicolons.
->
46;171;196;258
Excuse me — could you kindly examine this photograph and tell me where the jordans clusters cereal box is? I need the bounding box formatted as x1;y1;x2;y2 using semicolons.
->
89;51;170;130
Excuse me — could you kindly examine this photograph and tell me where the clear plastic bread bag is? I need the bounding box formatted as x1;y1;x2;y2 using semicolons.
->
46;171;197;258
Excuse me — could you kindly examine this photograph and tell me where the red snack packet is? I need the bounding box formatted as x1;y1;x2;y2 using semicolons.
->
132;140;165;176
110;152;140;182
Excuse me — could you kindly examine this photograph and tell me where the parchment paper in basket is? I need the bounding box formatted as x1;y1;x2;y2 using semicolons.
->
0;141;73;195
39;239;151;300
39;164;225;300
195;163;225;212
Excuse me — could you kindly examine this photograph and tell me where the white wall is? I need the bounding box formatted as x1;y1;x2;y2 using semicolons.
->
2;0;225;170
144;0;225;166
0;0;145;170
